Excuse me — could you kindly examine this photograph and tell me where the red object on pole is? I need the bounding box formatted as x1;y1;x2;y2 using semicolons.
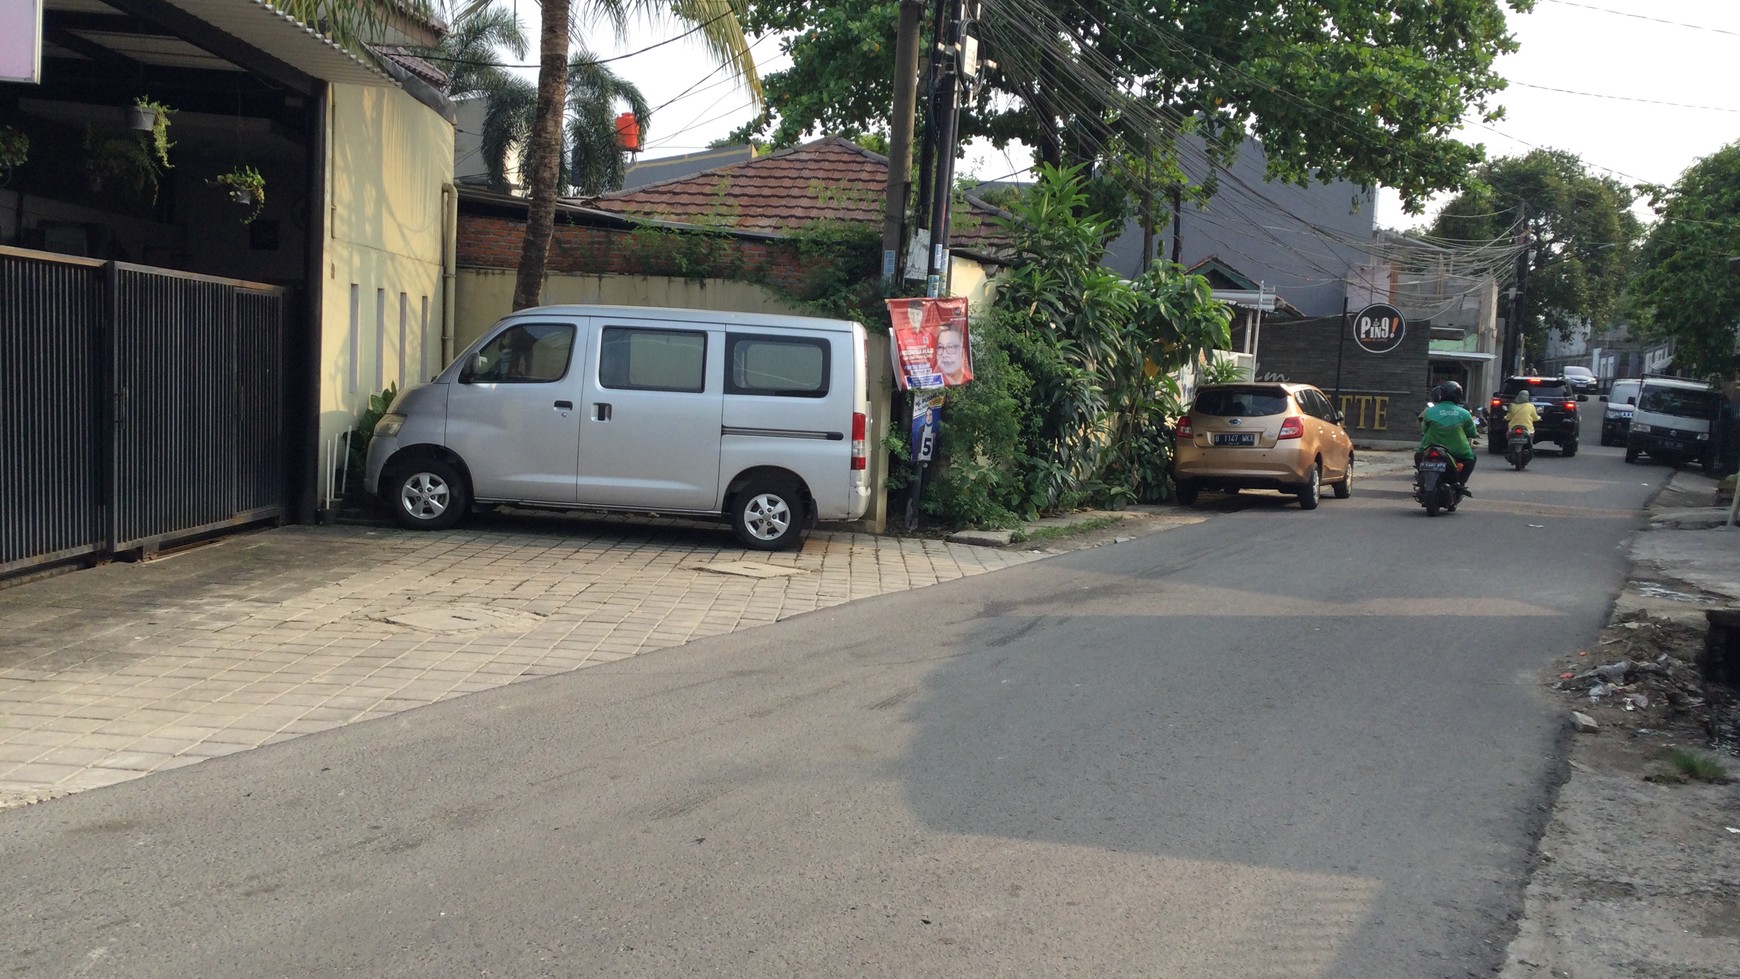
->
614;112;640;152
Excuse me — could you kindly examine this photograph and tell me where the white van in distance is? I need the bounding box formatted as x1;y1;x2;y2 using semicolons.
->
364;305;872;549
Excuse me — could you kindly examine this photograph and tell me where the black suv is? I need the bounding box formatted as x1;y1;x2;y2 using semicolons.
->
1486;375;1584;457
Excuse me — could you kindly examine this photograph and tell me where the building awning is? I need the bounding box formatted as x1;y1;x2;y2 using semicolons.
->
1428;350;1496;362
162;0;394;87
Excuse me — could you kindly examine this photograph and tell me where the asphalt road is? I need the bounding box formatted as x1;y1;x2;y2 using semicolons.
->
0;419;1658;978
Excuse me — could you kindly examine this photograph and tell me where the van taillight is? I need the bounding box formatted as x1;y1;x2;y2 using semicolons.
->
851;412;867;471
1174;416;1193;438
1277;416;1304;439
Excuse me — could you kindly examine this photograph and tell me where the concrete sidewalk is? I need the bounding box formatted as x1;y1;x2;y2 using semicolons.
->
0;514;1053;810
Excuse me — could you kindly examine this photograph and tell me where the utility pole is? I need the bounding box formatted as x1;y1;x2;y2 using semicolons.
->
1503;204;1530;377
924;0;965;298
881;1;926;288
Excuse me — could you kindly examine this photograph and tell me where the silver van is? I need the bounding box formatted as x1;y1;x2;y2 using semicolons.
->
1625;374;1722;470
1599;378;1640;447
364;305;872;549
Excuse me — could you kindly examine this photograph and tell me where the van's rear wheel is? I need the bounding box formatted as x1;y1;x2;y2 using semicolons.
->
388;460;468;531
732;478;806;550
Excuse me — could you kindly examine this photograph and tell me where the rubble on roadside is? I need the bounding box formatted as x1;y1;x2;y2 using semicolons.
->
1552;609;1740;751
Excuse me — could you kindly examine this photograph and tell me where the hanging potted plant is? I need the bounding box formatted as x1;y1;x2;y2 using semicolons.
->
210;164;266;223
0;126;27;182
83;124;163;201
124;96;174;168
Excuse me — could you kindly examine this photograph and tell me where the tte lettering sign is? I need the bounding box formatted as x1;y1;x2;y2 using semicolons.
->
1353;303;1405;354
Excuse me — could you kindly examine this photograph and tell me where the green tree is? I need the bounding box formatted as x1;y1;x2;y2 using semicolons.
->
740;0;1529;213
514;1;763;311
430;0;528;99
1630;143;1740;378
928;164;1229;523
471;53;649;196
1430;149;1641;354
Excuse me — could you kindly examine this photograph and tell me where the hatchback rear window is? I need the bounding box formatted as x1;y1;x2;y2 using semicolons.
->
1193;388;1290;417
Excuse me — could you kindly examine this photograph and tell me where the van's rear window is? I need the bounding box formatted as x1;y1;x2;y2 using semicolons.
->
726;334;831;398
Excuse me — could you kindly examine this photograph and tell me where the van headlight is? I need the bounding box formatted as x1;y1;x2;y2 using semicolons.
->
374;413;406;438
1631;423;1650;434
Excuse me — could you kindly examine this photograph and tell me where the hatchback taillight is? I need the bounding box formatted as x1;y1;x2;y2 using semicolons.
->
850;412;867;471
1174;416;1194;438
1277;416;1304;440
1563;401;1576;412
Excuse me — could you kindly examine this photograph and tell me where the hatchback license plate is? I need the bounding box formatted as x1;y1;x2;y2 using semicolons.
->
1213;433;1256;446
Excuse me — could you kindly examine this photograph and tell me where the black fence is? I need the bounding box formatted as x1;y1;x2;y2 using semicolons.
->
1;247;291;577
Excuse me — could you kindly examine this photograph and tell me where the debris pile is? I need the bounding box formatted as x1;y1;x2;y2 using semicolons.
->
1556;655;1709;714
1556;608;1740;750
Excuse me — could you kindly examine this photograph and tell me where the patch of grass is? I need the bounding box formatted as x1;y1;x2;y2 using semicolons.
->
1009;514;1123;544
1665;748;1732;784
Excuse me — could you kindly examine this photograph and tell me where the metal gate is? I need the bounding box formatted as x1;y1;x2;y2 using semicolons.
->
1;247;291;577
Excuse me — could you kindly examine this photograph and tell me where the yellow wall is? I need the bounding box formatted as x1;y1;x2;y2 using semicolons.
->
452;270;813;352
317;83;453;481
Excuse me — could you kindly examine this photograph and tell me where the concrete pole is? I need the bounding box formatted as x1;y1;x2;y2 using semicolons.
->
881;1;926;288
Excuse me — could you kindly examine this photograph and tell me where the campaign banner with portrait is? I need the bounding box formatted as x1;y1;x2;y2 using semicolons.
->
885;297;972;390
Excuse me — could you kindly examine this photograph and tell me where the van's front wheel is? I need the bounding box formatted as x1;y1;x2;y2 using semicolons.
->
388;460;468;531
732;478;806;550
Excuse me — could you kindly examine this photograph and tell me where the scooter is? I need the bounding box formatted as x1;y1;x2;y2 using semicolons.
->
1506;424;1534;471
1413;444;1464;517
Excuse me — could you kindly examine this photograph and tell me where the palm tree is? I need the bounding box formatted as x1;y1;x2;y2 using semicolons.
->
513;1;762;310
430;0;528;98
476;52;649;197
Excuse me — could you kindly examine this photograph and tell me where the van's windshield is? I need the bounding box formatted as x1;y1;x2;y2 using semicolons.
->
1638;387;1721;419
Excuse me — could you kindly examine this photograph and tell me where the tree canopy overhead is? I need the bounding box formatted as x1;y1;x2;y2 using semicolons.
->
740;0;1532;212
1629;142;1740;378
1429;148;1640;353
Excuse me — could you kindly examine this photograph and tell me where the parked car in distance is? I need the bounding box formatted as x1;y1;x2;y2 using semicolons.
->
1600;378;1641;447
1562;365;1598;395
1486;375;1583;457
1171;382;1354;509
365;304;873;550
1625;374;1723;470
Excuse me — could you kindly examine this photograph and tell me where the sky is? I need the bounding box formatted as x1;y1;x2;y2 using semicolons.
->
545;0;1740;231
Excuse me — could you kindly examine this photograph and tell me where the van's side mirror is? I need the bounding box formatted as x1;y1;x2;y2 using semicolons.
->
1627;396;1637;405
1599;395;1609;403
458;352;486;384
1577;394;1588;402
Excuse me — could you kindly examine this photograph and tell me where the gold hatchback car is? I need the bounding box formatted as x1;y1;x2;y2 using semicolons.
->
1171;382;1355;509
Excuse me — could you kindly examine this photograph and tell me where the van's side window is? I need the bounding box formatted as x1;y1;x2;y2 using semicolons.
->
470;323;574;383
599;327;707;393
725;334;830;398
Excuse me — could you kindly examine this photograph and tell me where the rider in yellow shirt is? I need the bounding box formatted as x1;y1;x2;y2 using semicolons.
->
1505;390;1541;435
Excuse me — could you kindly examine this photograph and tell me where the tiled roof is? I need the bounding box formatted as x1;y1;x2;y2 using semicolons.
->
595;136;1012;254
372;44;450;90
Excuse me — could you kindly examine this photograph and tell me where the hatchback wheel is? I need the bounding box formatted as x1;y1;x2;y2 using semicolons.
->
1297;461;1321;510
1174;479;1199;506
1330;461;1352;499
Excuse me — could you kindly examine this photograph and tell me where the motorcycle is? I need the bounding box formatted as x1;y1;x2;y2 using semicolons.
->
1413;443;1464;517
1506;424;1534;471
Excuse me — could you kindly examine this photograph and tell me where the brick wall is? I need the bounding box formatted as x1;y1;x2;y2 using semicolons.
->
1252;315;1431;442
458;213;836;298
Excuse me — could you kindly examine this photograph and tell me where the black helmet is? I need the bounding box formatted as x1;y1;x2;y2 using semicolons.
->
1439;380;1464;405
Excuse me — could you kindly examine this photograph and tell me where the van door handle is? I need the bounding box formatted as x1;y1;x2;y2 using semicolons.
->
554;400;573;412
594;403;612;421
